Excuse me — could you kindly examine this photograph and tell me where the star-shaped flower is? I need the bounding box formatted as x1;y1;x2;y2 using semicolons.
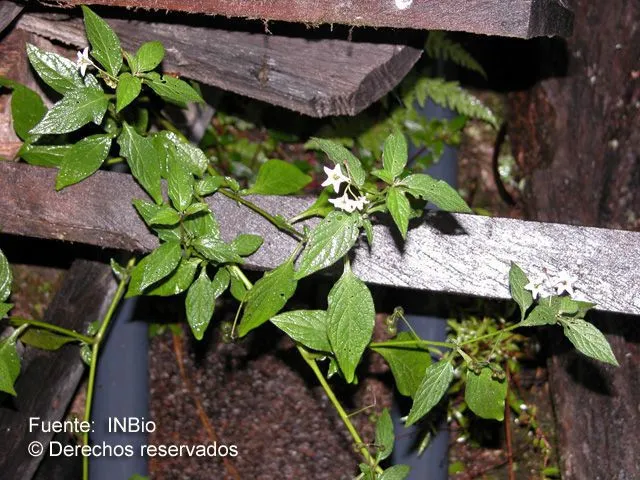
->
329;192;355;212
76;47;94;77
321;164;350;193
328;192;369;213
524;274;548;300
553;271;578;295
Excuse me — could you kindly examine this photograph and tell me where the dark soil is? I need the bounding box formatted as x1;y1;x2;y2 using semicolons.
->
148;306;395;480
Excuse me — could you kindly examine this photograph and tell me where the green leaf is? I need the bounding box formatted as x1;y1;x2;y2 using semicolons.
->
145;74;203;107
382;131;408;178
402;174;472;213
509;263;533;321
11;85;46;141
371;332;432;398
0;303;12;319
56;134;111;189
0;331;21;395
135;41;165;72
238;261;297;337
147;258;200;296
193;237;243;264
211;268;231;298
231;234;263;257
186;268;216;340
18;328;77;351
110;258;127;281
30;87;109;135
82;6;122;76
406;360;453;426
195;175;224;196
156;131;208;176
290;188;333;222
0;250;11;303
148;205;181;226
229;270;247;302
118;123;162;204
326;266;375;383
25;43;84;94
415;78;498;128
245;159;311;195
465;367;508;421
379;465;411;480
294;211;360;279
371;169;396;185
184;202;209;217
183;211;220;239
126;241;182;296
116;73;142;112
307;138;366;187
386;187;411;239
519;304;557;327
562;319;619;366
270;310;330;352
167;147;194;212
425;31;487;78
375;408;394;462
17;144;71;167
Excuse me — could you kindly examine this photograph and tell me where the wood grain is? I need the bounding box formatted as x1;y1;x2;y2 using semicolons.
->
17;13;421;117
48;0;573;38
0;260;116;480
1;161;638;316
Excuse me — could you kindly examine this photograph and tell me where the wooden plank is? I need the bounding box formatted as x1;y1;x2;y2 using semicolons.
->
0;0;23;34
509;1;640;478
50;0;573;38
17;13;421;117
0;260;117;480
0;162;638;316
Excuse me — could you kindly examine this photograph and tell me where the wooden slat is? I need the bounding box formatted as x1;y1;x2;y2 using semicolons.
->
17;13;421;117
50;0;573;39
0;260;116;480
0;162;638;315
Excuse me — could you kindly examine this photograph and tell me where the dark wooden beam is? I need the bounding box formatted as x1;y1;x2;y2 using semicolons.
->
0;260;116;480
49;0;573;38
17;13;421;117
0;162;638;316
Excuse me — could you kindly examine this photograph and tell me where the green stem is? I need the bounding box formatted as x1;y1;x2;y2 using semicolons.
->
82;258;135;480
297;346;383;473
458;324;519;347
229;265;253;291
218;188;305;241
369;338;455;349
13;317;94;345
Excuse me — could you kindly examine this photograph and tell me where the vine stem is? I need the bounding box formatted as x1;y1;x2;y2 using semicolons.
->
297;346;383;474
369;323;521;351
12;317;95;345
82;258;136;480
218;188;305;240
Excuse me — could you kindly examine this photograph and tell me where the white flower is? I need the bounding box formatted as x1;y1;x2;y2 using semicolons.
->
328;192;368;213
76;47;93;77
329;192;357;212
321;164;350;193
351;195;369;211
524;274;549;300
553;270;578;295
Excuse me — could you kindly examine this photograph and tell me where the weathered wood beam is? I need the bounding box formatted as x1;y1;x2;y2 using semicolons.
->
17;13;421;117
1;162;638;315
48;0;573;39
0;260;116;479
